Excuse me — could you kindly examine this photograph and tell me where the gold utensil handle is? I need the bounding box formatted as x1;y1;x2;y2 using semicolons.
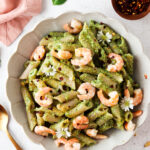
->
5;129;22;150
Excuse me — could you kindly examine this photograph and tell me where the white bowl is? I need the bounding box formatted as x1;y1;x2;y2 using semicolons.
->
6;12;150;150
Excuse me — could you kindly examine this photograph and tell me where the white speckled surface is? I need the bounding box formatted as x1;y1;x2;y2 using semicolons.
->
0;0;150;150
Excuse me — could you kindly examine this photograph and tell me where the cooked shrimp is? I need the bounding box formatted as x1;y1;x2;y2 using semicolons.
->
107;53;124;72
133;110;143;118
97;90;119;107
64;138;80;150
124;88;143;106
73;116;89;130
35;87;53;107
133;89;143;106
55;138;68;147
30;46;45;61
51;49;72;60
124;88;130;98
71;48;92;66
55;138;79;150
93;134;108;140
63;19;83;34
67;138;79;145
34;126;56;136
124;121;136;131
77;82;96;100
64;143;81;150
85;129;108;140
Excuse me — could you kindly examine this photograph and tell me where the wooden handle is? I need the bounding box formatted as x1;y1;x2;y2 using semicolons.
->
5;130;22;150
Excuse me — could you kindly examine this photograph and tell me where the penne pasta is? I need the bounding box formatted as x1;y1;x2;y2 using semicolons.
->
54;91;78;103
88;104;108;121
21;85;37;131
20;19;143;149
65;100;93;118
57;98;80;112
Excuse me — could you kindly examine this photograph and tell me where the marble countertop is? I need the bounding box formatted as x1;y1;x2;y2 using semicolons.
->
0;0;150;149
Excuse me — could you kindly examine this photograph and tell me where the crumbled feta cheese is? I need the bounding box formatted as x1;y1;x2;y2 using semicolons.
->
97;30;103;42
64;128;71;137
50;66;56;75
56;128;63;138
56;128;71;138
42;65;56;77
121;97;134;111
106;32;112;43
97;31;112;43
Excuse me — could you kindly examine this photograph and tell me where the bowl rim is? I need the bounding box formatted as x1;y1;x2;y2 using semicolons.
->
6;11;150;150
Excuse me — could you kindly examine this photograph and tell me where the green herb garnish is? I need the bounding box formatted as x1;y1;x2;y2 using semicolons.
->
52;0;67;5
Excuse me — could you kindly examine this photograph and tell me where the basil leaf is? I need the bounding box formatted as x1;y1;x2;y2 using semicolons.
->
52;0;67;5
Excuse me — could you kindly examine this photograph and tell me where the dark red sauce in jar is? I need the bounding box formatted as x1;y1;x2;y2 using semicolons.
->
116;0;150;15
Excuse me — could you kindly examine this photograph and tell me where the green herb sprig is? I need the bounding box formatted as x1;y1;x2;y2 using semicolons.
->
52;0;67;5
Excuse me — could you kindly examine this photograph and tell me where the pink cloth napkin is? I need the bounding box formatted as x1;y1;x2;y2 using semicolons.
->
0;0;42;46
